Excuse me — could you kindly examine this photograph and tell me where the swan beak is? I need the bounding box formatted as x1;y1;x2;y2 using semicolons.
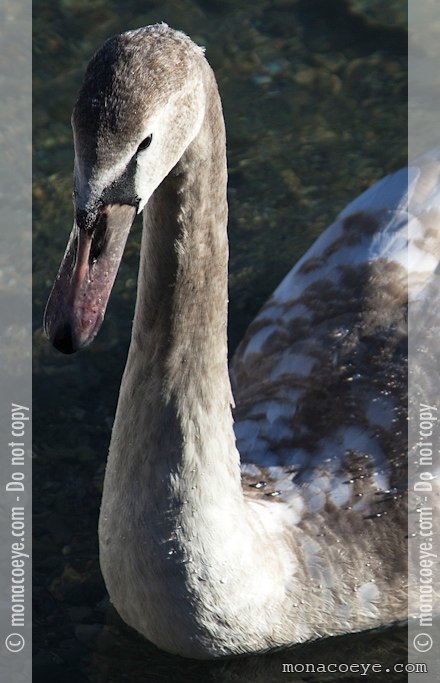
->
44;203;137;354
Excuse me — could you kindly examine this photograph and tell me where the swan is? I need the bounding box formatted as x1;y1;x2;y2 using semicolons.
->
43;24;440;659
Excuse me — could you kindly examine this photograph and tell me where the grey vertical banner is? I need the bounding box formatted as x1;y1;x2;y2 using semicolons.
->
408;2;440;683
0;0;32;681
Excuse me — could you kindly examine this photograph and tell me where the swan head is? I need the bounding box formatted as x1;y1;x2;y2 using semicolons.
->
44;24;207;353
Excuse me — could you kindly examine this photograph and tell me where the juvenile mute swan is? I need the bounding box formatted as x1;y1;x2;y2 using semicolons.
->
44;25;440;659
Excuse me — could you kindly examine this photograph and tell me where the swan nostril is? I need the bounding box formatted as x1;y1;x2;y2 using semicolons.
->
90;212;108;263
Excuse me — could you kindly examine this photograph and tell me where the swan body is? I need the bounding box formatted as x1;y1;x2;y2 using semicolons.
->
44;25;440;659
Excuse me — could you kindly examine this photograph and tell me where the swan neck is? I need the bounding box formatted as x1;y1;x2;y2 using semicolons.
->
128;71;235;456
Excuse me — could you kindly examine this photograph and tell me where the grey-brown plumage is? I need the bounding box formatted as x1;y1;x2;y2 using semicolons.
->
44;24;440;659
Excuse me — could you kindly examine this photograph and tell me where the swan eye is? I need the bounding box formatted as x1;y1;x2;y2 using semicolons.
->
137;134;153;153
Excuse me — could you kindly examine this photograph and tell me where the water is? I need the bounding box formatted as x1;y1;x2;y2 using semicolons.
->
33;1;407;681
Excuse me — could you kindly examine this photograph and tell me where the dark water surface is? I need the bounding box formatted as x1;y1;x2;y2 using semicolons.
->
33;1;408;681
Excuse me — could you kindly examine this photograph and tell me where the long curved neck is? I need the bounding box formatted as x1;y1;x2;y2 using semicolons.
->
115;68;241;497
136;75;231;422
104;70;297;657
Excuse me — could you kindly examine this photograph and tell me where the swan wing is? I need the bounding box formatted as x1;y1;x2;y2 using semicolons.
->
232;151;440;505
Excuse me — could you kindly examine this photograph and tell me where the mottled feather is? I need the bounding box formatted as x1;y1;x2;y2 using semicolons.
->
232;152;440;523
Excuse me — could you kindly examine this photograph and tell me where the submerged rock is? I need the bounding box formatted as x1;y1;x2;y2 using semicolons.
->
347;0;407;29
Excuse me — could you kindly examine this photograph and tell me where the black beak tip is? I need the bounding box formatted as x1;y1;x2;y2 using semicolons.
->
48;321;79;355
